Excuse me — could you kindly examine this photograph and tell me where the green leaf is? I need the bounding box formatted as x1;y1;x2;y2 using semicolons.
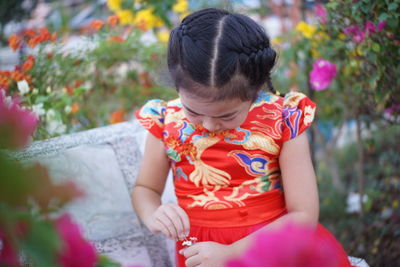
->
388;2;398;10
379;13;390;21
96;255;121;267
372;43;381;52
21;220;61;267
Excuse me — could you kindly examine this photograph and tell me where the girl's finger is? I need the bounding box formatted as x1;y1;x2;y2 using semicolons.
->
185;253;201;267
164;204;187;239
170;204;191;236
155;209;179;239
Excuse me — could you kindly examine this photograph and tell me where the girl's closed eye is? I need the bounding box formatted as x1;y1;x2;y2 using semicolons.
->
220;116;236;122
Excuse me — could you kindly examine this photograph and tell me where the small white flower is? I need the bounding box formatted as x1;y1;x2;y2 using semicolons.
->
32;88;39;95
17;80;30;95
346;192;368;213
64;105;72;114
46;109;56;120
46;86;52;94
31;103;46;117
46;119;66;135
0;90;13;107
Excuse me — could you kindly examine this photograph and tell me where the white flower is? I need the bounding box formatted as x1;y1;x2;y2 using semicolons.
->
31;103;46;117
346;192;368;213
17;80;30;95
46;86;52;94
46;119;66;135
0;90;13;107
32;88;39;95
64;105;72;114
46;109;66;135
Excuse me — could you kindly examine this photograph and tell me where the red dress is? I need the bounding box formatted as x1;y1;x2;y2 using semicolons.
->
135;91;352;267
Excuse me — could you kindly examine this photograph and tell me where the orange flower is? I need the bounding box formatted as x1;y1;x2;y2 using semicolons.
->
109;35;124;43
22;59;34;71
51;32;57;42
71;103;80;114
90;20;104;31
0;71;12;87
139;72;153;88
8;34;22;51
107;15;119;27
47;53;54;59
23;29;37;38
11;70;25;82
109;109;125;124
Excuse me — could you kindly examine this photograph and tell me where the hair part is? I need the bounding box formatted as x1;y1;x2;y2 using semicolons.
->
168;8;278;102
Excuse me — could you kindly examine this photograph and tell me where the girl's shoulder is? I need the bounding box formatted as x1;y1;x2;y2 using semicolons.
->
251;90;315;111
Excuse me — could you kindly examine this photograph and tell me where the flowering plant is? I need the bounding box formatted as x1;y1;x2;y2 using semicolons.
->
226;223;340;267
2;14;177;140
0;91;131;267
272;1;400;265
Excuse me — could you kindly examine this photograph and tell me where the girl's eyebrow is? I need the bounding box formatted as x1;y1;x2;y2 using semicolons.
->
183;104;238;118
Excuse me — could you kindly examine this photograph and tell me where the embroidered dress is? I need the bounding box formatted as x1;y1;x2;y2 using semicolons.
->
135;91;351;267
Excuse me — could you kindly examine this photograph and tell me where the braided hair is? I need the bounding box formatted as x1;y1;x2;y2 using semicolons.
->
168;8;279;102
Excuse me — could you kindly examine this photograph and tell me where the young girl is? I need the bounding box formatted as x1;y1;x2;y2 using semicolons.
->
132;8;352;267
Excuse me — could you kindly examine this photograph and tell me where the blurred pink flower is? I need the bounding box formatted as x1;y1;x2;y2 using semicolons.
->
0;92;37;149
315;4;327;24
353;30;366;43
365;21;376;34
55;214;97;267
377;21;386;31
225;223;340;267
343;25;359;35
0;230;19;267
310;59;337;91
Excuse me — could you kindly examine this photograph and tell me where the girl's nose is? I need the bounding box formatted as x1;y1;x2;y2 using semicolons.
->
202;118;221;132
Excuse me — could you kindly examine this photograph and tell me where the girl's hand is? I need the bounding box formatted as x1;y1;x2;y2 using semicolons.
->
180;241;234;267
144;203;190;241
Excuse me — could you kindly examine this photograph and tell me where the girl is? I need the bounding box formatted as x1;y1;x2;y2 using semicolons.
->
132;8;352;267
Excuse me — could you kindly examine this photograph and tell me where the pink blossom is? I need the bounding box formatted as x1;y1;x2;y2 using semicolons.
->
0;92;37;149
353;30;366;43
365;21;376;34
377;21;386;31
309;59;337;91
225;223;340;267
343;25;359;35
55;214;98;267
0;230;20;267
315;4;327;24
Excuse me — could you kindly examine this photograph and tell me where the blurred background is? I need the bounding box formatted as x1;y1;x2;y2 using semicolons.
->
1;0;399;266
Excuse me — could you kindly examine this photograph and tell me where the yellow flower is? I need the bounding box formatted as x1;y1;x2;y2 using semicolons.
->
271;36;283;46
338;33;346;40
173;0;188;13
157;31;170;43
107;0;122;12
179;10;191;20
311;48;321;59
295;21;316;39
134;8;164;30
117;10;135;25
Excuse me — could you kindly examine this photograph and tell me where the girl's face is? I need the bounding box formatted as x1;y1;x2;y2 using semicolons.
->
179;90;252;132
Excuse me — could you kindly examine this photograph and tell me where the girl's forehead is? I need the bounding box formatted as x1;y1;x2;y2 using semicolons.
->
179;91;251;116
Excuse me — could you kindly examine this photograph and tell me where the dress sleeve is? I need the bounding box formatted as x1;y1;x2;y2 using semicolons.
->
135;99;167;139
281;92;316;142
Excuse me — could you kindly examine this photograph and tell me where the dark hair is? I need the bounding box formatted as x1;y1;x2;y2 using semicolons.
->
168;8;277;101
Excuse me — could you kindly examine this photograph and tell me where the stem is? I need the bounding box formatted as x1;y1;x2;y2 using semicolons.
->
355;115;365;217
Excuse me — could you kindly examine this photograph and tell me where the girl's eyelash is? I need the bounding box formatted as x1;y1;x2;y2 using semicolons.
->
221;117;235;122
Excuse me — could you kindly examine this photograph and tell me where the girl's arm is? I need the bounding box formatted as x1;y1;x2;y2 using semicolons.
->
231;130;319;252
131;133;190;241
